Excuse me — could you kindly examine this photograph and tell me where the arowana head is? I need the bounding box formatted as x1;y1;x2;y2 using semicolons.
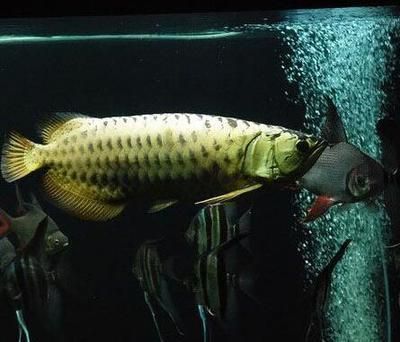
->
273;132;328;177
243;130;327;182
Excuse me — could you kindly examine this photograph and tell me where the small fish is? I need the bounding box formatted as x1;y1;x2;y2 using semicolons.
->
0;185;69;342
376;116;400;243
132;239;185;342
185;201;252;256
1;113;327;221
300;99;385;221
0;184;69;254
1;216;50;342
186;202;257;339
305;239;351;342
0;237;16;274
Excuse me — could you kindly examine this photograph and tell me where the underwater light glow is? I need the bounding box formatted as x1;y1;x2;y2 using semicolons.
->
0;31;242;44
278;11;400;342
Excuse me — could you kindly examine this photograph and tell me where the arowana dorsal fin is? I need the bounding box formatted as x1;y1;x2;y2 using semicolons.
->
42;170;125;221
38;112;91;144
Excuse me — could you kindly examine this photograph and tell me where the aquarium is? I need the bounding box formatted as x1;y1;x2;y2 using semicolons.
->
0;6;399;342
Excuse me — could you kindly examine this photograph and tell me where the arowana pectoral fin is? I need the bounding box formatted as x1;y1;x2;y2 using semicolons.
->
148;200;178;213
195;183;263;206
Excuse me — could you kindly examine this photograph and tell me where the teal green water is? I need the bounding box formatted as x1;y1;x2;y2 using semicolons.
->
280;11;400;342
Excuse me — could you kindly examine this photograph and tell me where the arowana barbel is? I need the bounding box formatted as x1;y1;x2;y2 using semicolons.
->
1;113;327;221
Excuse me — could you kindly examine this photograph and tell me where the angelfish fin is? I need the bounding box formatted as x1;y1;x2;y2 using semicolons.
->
195;183;263;205
148;200;178;213
15;310;30;342
303;196;337;222
38;112;90;144
143;291;165;342
22;216;48;260
15;183;27;215
43;170;125;221
321;97;348;144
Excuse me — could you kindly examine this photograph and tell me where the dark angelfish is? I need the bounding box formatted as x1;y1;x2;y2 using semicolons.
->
0;184;69;254
0;185;69;342
185;201;257;341
376;116;400;327
305;239;351;342
132;239;185;342
376;117;400;244
0;238;16;271
1;216;49;342
0;184;47;248
300;98;385;221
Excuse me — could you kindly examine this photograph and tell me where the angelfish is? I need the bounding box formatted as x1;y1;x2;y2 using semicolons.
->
132;239;185;342
0;185;68;342
305;239;351;342
186;202;257;340
1;113;327;221
300;99;385;221
376;117;400;244
0;217;50;342
0;184;69;254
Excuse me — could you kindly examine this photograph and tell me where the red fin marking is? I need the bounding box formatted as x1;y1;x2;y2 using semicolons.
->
304;196;336;222
0;209;11;237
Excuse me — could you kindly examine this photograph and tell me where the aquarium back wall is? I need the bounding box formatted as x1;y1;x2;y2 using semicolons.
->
0;12;308;342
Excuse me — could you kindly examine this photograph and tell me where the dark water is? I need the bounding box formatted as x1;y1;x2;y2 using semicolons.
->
0;7;399;342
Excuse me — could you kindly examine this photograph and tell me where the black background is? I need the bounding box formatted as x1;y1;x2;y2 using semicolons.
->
0;0;399;18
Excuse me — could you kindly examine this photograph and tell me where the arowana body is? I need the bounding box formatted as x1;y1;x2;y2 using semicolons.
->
1;113;326;221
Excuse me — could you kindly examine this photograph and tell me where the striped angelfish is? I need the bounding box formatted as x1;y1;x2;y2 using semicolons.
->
133;239;184;341
185;201;251;257
1;217;50;342
1;113;327;221
186;202;255;341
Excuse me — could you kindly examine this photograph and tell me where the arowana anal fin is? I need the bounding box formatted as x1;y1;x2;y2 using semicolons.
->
38;112;90;144
195;183;263;206
43;170;125;221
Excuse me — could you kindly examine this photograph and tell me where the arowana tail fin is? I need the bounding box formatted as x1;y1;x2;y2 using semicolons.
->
1;131;41;183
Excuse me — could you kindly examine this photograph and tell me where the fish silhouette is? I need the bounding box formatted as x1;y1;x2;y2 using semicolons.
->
0;185;69;342
305;239;351;342
186;201;258;341
300;98;385;221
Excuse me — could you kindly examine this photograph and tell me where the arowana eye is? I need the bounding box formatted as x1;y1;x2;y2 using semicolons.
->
296;139;310;153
